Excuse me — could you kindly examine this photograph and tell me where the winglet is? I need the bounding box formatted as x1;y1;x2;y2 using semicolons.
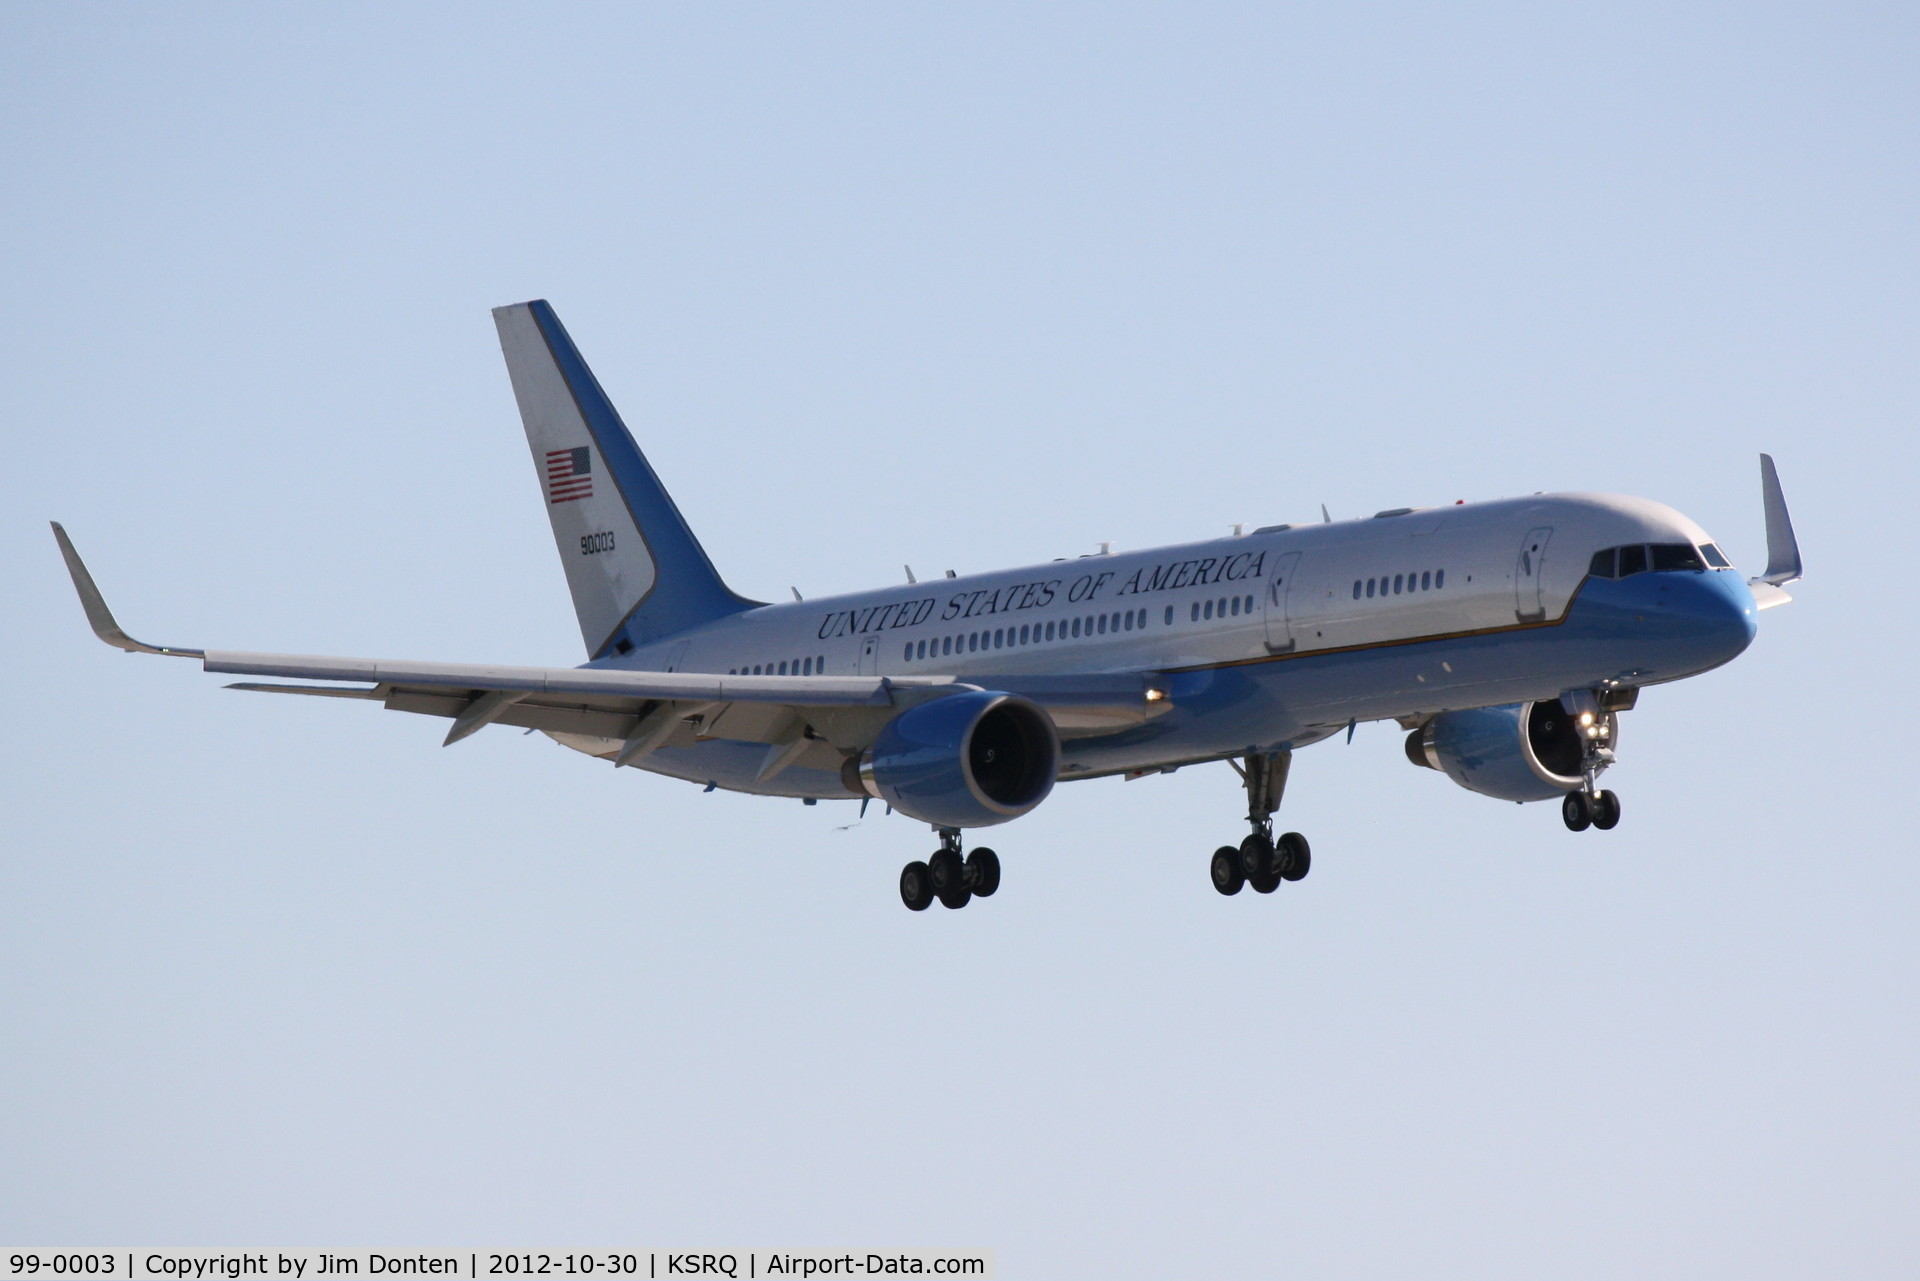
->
49;523;203;658
1756;454;1803;586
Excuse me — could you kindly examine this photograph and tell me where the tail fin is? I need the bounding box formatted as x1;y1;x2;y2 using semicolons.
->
493;300;759;659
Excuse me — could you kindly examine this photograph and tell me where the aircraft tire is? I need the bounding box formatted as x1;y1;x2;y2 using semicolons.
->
1211;847;1245;896
1562;791;1593;832
929;849;965;895
900;861;934;911
1591;790;1621;831
1239;833;1275;882
1250;868;1282;894
967;848;1001;897
1278;831;1311;881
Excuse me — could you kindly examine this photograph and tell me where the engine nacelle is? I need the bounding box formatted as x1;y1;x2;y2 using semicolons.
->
843;690;1060;828
1406;700;1613;803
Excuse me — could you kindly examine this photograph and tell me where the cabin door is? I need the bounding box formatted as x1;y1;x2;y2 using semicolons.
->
1262;551;1304;653
1515;526;1554;622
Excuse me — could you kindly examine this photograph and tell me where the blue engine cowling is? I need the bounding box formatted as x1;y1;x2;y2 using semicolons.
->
1407;701;1608;803
842;690;1060;828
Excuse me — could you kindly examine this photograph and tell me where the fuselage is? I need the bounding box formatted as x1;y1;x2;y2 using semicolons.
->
557;492;1757;798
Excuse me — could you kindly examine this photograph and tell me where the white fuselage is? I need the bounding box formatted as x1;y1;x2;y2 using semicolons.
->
553;491;1754;798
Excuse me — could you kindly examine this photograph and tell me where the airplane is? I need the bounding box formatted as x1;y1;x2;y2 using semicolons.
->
52;300;1803;913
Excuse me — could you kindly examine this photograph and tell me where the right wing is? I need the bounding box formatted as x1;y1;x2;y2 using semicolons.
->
1749;453;1804;609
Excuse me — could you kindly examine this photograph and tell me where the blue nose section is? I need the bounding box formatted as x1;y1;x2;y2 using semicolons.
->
1640;570;1758;674
1575;570;1759;681
1675;570;1760;655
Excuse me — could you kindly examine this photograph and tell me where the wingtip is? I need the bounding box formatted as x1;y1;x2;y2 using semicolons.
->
49;524;202;659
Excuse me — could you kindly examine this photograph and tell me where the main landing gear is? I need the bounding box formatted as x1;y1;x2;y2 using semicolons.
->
900;828;1000;911
1559;689;1624;834
1211;750;1312;897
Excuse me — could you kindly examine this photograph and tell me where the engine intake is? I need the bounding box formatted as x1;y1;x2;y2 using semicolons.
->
1406;700;1613;803
843;691;1059;828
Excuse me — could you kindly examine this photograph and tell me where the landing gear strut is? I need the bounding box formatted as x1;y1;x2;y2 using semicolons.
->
1212;750;1311;897
901;828;1000;911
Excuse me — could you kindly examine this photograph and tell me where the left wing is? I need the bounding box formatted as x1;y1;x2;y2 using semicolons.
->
52;523;955;778
53;525;1167;781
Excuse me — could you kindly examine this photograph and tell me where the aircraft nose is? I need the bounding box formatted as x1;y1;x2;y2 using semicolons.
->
1669;571;1759;661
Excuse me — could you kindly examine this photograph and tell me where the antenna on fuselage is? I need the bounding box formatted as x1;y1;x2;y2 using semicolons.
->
904;565;917;584
1321;504;1332;524
791;587;803;602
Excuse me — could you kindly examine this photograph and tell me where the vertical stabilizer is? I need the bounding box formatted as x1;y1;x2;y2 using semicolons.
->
493;300;759;659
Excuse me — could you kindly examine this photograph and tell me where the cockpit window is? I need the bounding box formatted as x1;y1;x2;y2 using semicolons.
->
1589;541;1724;579
1650;543;1705;572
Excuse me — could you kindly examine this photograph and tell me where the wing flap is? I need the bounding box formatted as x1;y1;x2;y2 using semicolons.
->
202;649;921;706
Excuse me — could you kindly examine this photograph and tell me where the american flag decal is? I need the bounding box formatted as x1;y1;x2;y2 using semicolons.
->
546;446;593;503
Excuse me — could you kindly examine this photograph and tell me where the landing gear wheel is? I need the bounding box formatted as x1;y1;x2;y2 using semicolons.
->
899;861;934;911
966;848;1000;897
1277;832;1311;882
1562;791;1593;832
938;881;973;909
1591;790;1621;830
1239;833;1275;882
1249;867;1282;894
1210;846;1245;896
928;849;966;898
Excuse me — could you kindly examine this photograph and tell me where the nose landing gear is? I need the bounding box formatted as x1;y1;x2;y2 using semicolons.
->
1562;787;1621;832
1560;689;1624;833
1211;751;1312;897
900;828;1000;911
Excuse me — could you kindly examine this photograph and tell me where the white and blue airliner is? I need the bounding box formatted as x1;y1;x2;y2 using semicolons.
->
54;300;1803;912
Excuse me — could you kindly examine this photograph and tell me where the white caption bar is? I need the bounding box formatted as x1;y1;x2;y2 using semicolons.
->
0;1254;992;1281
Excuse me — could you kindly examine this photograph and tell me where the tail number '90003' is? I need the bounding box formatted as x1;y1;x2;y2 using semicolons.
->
580;531;616;555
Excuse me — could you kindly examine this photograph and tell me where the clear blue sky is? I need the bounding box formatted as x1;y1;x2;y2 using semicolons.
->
3;3;1915;1275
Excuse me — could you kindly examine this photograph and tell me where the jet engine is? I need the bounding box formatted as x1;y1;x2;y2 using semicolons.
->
843;690;1060;828
1406;700;1613;803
